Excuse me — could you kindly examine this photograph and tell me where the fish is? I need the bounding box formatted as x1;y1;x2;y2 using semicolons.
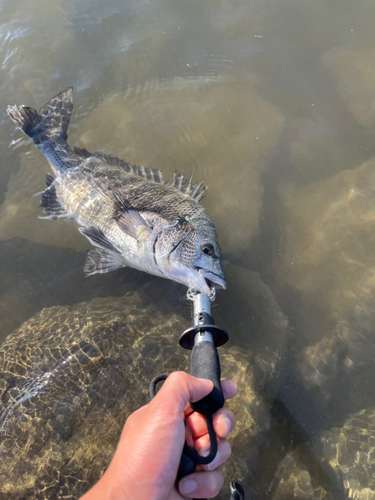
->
6;88;227;295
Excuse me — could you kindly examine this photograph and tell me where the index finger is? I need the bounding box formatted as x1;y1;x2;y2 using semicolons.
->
184;380;238;418
153;371;214;416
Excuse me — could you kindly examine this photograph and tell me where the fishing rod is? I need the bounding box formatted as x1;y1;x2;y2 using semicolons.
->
150;290;245;500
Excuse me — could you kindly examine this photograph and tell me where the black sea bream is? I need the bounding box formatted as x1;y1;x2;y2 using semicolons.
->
7;88;226;294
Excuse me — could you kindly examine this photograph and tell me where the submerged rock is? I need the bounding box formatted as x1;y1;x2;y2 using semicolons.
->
323;46;375;129
276;155;375;328
273;156;375;432
297;312;375;422
216;262;289;377
270;154;375;498
269;449;329;500
0;293;271;500
0;237;181;343
315;407;375;500
286;114;363;184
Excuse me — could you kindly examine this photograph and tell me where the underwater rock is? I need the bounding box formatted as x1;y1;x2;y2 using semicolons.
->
323;46;375;129
0;237;158;342
273;156;375;431
297;309;375;422
286;114;363;184
276;155;375;329
0;240;291;357
269;449;329;500
315;407;375;500
216;262;289;377
0;293;271;500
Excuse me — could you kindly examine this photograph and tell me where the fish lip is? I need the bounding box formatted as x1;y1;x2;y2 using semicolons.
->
198;268;227;291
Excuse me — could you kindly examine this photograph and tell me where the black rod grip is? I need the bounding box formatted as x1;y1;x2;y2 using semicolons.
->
190;338;224;414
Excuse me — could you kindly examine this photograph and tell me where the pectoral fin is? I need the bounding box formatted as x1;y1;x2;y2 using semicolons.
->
84;248;127;276
78;226;120;253
111;187;152;242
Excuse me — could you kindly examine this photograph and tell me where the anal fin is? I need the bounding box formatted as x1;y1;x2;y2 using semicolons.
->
84;248;127;276
39;180;70;220
79;226;126;276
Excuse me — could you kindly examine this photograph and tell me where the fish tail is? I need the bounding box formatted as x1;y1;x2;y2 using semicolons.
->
6;87;73;145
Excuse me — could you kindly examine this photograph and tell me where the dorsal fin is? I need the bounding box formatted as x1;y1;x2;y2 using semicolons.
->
73;147;153;178
73;147;205;201
73;147;91;158
165;171;205;201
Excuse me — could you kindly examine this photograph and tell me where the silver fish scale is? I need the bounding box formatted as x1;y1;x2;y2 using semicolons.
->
57;167;108;226
157;221;195;255
179;232;200;267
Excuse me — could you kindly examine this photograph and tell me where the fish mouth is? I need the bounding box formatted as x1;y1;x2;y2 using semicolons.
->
198;269;227;294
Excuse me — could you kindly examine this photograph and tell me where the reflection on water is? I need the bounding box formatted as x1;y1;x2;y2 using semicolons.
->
2;0;375;497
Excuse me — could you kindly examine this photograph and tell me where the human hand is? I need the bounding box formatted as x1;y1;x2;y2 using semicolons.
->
81;371;237;500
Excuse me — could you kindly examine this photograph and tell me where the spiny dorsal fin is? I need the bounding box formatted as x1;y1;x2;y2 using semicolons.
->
73;147;205;201
190;180;205;201
166;171;205;201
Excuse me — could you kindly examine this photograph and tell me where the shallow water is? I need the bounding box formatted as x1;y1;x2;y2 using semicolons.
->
2;0;375;498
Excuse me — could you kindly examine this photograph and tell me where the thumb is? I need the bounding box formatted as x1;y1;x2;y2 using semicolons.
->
154;371;213;415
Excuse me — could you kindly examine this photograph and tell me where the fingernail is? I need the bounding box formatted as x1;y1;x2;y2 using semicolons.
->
200;444;210;457
221;415;232;436
179;479;197;495
198;378;213;389
207;451;220;471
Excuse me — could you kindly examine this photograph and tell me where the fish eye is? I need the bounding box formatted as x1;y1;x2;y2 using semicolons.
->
201;243;214;256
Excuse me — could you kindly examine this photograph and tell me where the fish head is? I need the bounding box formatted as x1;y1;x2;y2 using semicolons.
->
156;219;227;295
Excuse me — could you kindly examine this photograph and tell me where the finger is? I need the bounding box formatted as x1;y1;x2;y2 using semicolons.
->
222;380;238;400
186;408;235;439
183;380;238;418
178;470;224;498
194;437;232;471
213;409;236;438
154;372;213;416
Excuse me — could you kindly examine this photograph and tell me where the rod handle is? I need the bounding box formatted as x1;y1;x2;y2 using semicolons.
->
190;338;224;414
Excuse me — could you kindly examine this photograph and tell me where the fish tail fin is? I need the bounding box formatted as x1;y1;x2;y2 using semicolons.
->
6;87;73;145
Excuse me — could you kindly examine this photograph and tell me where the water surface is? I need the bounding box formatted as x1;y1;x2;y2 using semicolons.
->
2;0;375;498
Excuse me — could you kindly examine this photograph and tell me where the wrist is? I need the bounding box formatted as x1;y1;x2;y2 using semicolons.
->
80;465;129;500
81;457;160;500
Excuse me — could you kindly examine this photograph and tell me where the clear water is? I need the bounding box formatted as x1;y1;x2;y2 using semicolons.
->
2;0;375;498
